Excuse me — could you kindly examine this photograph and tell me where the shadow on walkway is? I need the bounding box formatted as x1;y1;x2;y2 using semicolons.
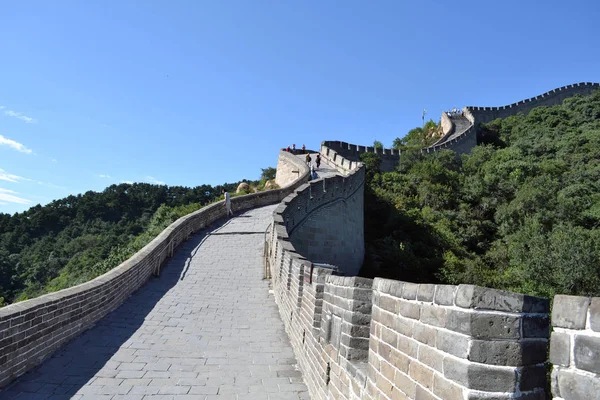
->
0;219;228;400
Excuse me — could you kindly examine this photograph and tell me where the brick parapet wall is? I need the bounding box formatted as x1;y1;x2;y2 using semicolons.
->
275;149;311;188
550;295;600;400
0;151;310;388
274;151;365;276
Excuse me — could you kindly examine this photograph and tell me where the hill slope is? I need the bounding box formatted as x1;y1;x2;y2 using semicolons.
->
361;90;600;298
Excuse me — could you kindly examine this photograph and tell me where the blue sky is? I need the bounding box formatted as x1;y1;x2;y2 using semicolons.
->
1;0;599;214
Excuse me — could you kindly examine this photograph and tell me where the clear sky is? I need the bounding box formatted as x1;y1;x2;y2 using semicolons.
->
1;0;599;214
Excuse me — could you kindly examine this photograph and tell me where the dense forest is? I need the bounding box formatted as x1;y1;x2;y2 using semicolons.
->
0;168;276;305
361;90;600;299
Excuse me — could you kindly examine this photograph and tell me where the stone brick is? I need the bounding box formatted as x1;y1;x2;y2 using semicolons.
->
557;368;600;400
381;327;398;348
574;334;600;374
522;315;550;338
415;385;436;400
398;299;421;320
446;309;520;339
443;356;517;392
417;284;436;302
409;361;434;390
437;329;469;358
402;283;419;300
390;347;410;373
393;315;415;337
589;297;600;332
552;295;590;329
412;322;437;347
519;365;547;392
420;304;446;328
432;373;463;400
434;285;455;306
397;334;418;358
456;284;549;313
418;344;443;373
470;338;548;367
549;332;570;367
394;371;416;399
378;295;397;314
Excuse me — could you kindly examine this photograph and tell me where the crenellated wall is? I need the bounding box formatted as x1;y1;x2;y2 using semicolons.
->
550;295;600;400
275;149;311;188
266;225;552;400
274;154;365;276
465;82;600;124
0;151;310;389
269;145;553;399
321;141;400;173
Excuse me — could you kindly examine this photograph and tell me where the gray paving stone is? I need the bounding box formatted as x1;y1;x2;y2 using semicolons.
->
0;206;308;400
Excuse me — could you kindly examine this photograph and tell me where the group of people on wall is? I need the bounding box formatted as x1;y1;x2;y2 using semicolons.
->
305;153;321;180
284;143;306;154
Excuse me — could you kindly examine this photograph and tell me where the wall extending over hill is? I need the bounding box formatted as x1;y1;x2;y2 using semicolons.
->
323;82;600;164
465;82;600;124
321;141;400;172
0;150;309;389
269;137;600;400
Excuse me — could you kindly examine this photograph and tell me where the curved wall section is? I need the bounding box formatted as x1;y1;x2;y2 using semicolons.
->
0;161;310;388
322;141;400;173
466;82;600;124
275;165;365;276
275;150;311;188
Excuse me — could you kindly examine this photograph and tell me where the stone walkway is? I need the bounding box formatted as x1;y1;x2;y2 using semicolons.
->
0;205;309;400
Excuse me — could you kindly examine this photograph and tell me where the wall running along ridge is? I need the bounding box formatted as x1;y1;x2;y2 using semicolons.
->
323;82;600;166
0;150;309;389
268;146;552;399
550;295;600;400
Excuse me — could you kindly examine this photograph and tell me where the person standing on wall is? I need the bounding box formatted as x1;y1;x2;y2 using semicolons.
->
223;189;233;217
305;153;312;166
302;144;306;154
315;154;321;169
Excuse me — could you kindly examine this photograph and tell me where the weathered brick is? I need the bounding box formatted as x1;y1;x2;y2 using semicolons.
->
437;329;469;358
398;299;421;320
433;373;463;400
443;356;517;392
557;368;600;400
394;371;416;399
417;284;436;302
420;304;446;328
418;344;443;373
409;361;434;389
470;338;548;366
552;295;590;329
412;322;437;347
574;334;600;374
549;332;570;367
415;385;436;400
433;285;455;306
456;284;549;313
446;309;520;339
402;283;419;300
589;297;600;332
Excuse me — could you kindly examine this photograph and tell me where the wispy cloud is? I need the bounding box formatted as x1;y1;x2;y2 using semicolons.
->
0;134;33;154
145;176;165;185
120;180;134;184
98;174;112;179
1;107;37;124
0;188;31;204
0;169;31;183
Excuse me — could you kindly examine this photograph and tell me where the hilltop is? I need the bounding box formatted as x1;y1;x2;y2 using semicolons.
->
361;89;600;299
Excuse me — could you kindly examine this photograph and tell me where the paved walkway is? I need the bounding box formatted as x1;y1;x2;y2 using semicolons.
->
0;205;309;400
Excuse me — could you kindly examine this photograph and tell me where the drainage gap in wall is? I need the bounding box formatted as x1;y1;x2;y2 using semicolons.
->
326;363;331;385
302;329;306;344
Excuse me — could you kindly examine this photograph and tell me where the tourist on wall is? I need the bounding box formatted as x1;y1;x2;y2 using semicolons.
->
305;153;311;166
302;144;306;154
316;154;321;169
222;189;233;217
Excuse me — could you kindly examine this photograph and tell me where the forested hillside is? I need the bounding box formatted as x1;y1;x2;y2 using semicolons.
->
361;90;600;298
0;169;275;306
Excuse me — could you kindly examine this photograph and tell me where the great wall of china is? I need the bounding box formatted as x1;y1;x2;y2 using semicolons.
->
1;83;599;399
